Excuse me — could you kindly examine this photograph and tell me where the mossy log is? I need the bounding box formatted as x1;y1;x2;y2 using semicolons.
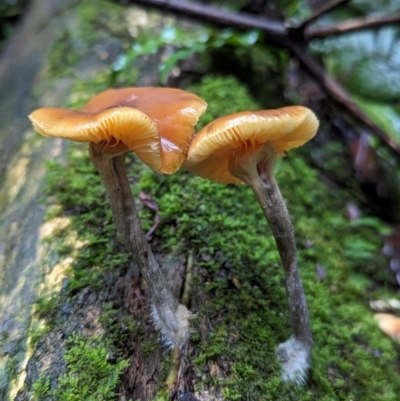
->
1;1;399;401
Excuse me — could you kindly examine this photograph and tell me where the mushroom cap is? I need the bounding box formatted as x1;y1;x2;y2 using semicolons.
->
185;106;319;184
29;106;158;165
29;87;207;173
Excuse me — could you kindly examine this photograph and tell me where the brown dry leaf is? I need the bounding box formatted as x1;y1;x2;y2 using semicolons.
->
374;313;400;341
231;277;241;289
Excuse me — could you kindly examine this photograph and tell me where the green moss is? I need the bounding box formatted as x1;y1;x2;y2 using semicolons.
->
189;75;261;127
31;335;129;401
31;376;51;401
47;0;133;80
55;335;128;401
152;390;170;401
29;301;53;349
44;147;131;294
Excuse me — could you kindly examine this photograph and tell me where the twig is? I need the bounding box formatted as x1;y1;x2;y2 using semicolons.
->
181;251;194;309
115;0;286;41
165;251;194;388
288;41;400;154
111;0;400;156
294;0;350;31
306;14;400;40
139;191;161;241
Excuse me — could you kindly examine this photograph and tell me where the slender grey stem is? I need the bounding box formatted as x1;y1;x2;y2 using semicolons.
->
233;143;312;355
89;143;190;348
248;171;312;350
228;143;312;382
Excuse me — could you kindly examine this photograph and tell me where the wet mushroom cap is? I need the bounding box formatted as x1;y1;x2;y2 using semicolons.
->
185;106;319;184
29;106;159;165
29;87;207;173
82;87;207;173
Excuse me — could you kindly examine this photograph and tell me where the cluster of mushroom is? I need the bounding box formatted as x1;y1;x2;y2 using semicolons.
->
29;87;319;385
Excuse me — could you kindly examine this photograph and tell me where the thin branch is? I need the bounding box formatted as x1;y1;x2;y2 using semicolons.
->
288;41;400;154
139;191;161;241
110;0;400;156
118;0;286;40
306;14;400;40
295;0;350;31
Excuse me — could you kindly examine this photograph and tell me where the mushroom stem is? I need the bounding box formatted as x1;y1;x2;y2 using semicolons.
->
89;142;190;349
250;171;312;344
231;142;312;384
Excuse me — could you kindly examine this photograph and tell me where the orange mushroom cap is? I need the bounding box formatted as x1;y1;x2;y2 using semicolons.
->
29;87;207;174
185;106;319;184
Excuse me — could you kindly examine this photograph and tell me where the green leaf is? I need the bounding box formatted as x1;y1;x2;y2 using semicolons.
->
349;217;392;236
350;0;400;15
352;94;400;144
344;236;379;259
159;47;203;84
314;28;400;102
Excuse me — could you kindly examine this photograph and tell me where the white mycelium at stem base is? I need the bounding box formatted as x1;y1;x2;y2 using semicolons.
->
185;106;319;384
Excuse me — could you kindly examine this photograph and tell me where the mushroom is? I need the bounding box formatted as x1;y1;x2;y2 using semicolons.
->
29;87;207;350
185;106;319;384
